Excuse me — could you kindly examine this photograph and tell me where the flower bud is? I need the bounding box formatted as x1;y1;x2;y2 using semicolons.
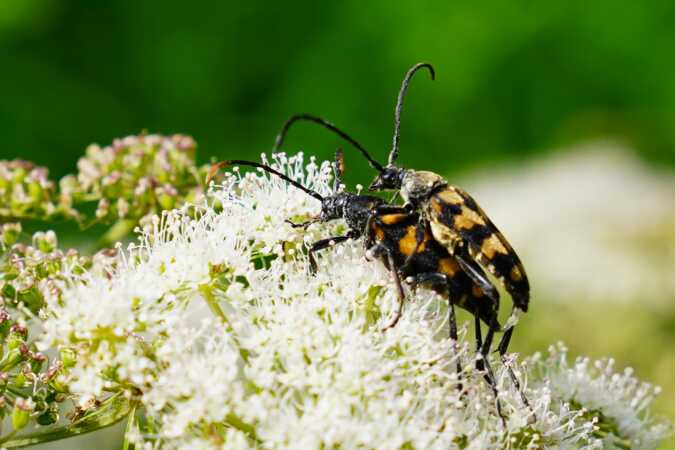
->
11;397;33;430
0;310;11;339
14;371;27;388
33;231;58;253
30;352;47;373
7;331;25;351
95;198;110;219
27;181;43;202
1;223;22;247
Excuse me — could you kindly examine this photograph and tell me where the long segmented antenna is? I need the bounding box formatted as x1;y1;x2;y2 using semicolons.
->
207;160;324;201
389;63;435;165
273;113;384;172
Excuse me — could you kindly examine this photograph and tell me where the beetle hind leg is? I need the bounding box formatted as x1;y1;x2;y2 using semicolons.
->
475;315;507;425
497;308;536;421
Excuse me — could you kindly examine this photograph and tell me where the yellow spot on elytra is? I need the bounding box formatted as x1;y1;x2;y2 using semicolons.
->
481;234;508;259
454;205;486;230
436;188;464;205
510;265;523;282
398;226;427;255
429;221;462;252
381;214;407;225
438;258;459;276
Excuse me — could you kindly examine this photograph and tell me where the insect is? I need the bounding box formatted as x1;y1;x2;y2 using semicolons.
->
207;153;503;382
270;63;532;411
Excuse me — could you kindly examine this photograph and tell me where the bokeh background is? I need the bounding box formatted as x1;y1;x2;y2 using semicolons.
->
1;1;673;448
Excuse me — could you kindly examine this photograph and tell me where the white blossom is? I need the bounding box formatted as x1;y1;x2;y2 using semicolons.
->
41;153;670;449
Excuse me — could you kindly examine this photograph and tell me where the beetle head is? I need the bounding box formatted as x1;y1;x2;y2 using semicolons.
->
369;165;405;191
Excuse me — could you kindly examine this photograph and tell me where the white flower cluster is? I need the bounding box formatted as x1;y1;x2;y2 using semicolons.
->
529;344;670;449
40;154;669;449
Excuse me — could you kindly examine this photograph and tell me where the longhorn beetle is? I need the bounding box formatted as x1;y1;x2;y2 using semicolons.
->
271;64;532;411
207;153;507;412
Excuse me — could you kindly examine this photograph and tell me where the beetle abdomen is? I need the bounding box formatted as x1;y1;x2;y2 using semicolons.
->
427;186;530;311
367;212;500;327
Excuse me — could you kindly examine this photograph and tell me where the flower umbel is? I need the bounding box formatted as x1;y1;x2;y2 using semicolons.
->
38;153;670;449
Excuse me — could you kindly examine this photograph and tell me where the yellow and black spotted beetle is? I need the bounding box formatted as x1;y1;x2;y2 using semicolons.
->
207;152;510;417
368;63;529;357
272;64;532;412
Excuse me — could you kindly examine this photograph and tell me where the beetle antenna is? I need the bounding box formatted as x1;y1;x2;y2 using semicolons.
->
273;113;384;172
389;62;435;165
208;160;324;201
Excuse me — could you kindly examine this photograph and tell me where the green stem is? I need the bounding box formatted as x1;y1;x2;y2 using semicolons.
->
198;284;249;363
198;284;229;326
224;413;261;445
122;404;137;450
0;393;133;448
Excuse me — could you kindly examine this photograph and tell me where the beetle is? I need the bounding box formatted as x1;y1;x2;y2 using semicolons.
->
207;152;502;370
270;64;532;410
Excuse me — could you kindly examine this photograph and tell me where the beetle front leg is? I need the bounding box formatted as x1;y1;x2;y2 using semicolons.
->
307;234;351;274
285;216;321;229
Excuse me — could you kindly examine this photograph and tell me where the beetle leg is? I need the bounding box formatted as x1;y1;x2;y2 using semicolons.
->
307;235;351;274
285;217;320;229
454;248;500;303
368;243;406;330
363;213;379;256
496;307;535;420
475;315;506;425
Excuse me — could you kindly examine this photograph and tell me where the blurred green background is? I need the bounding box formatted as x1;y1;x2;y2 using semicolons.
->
1;0;673;448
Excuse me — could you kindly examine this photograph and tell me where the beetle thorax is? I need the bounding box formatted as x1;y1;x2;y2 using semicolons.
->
400;170;446;205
